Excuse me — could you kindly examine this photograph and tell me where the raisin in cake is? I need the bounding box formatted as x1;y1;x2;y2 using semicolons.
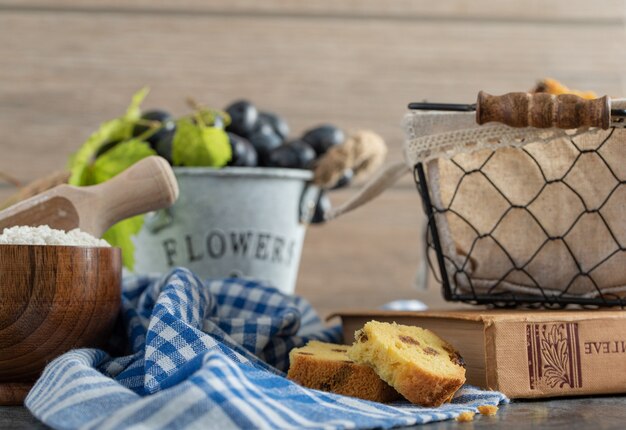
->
348;321;466;407
287;340;401;403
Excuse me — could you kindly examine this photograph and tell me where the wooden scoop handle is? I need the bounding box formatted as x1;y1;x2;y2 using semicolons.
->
476;91;610;129
84;156;179;237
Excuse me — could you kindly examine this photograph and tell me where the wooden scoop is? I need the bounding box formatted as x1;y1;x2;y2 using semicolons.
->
0;156;179;237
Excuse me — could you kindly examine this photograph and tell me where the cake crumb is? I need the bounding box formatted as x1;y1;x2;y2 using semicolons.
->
478;404;498;416
456;411;475;422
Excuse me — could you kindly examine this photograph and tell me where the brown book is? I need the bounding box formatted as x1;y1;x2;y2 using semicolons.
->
336;309;626;399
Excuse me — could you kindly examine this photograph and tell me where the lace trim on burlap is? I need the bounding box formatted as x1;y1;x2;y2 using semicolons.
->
402;110;599;166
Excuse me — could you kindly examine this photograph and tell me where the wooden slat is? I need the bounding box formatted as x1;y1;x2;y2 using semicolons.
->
0;0;624;23
1;10;624;186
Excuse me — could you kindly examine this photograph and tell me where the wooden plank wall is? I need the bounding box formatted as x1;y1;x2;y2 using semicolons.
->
1;1;625;315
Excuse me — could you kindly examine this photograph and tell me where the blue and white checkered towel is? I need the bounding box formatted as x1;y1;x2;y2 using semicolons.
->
25;268;507;429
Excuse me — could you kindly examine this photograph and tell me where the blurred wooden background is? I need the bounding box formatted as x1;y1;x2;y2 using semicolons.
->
1;0;625;316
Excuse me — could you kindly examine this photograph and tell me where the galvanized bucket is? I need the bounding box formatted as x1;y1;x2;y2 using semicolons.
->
132;167;316;294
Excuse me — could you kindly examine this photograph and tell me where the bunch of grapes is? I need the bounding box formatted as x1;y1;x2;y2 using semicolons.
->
223;100;345;173
131;100;347;175
88;96;350;226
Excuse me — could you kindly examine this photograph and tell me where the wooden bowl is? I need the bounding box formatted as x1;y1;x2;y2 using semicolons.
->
0;245;121;405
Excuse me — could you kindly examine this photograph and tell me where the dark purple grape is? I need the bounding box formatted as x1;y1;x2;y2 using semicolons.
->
225;100;258;137
267;145;299;168
267;140;316;169
227;132;258;167
258;111;289;141
311;192;331;224
133;110;176;150
302;125;344;156
154;132;174;164
289;140;316;168
248;123;282;165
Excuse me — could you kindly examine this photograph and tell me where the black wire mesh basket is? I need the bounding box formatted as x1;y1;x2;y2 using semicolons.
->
405;105;626;308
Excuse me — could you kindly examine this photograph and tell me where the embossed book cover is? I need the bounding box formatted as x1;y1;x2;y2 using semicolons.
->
337;310;626;398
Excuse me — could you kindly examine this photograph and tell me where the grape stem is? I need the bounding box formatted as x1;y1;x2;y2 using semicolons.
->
185;97;231;128
186;97;207;127
186;97;202;112
134;119;163;142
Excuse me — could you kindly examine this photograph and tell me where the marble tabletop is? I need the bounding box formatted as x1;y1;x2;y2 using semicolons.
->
2;396;625;429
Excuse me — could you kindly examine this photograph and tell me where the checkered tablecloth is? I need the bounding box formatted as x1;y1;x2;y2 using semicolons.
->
25;268;507;429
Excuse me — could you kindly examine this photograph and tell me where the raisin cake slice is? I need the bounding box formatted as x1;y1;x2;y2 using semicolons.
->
347;321;466;407
287;340;401;403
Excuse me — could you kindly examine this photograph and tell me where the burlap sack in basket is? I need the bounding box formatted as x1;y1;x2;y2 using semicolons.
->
404;111;626;300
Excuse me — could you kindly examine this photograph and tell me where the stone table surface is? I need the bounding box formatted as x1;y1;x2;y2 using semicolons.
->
2;396;625;429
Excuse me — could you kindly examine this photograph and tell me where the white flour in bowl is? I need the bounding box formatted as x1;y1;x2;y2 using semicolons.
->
0;225;110;247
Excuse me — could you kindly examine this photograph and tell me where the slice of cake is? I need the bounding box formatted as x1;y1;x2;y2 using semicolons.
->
287;340;401;403
348;321;466;407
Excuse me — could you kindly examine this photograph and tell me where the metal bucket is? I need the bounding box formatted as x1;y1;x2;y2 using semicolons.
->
132;167;316;294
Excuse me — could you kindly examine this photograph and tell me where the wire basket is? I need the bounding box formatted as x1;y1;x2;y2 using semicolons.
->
408;117;626;308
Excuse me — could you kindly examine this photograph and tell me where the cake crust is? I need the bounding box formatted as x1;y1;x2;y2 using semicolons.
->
287;341;401;403
348;321;466;407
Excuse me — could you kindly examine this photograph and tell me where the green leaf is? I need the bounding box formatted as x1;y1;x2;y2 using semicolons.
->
172;119;232;167
68;88;150;186
126;87;149;119
68;118;124;186
102;215;144;269
108;87;149;143
91;139;156;183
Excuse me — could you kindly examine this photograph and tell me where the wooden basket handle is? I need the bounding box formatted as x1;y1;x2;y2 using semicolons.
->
476;91;610;129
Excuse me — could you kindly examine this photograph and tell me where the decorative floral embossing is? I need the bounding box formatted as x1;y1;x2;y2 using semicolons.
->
527;322;582;390
540;324;572;388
